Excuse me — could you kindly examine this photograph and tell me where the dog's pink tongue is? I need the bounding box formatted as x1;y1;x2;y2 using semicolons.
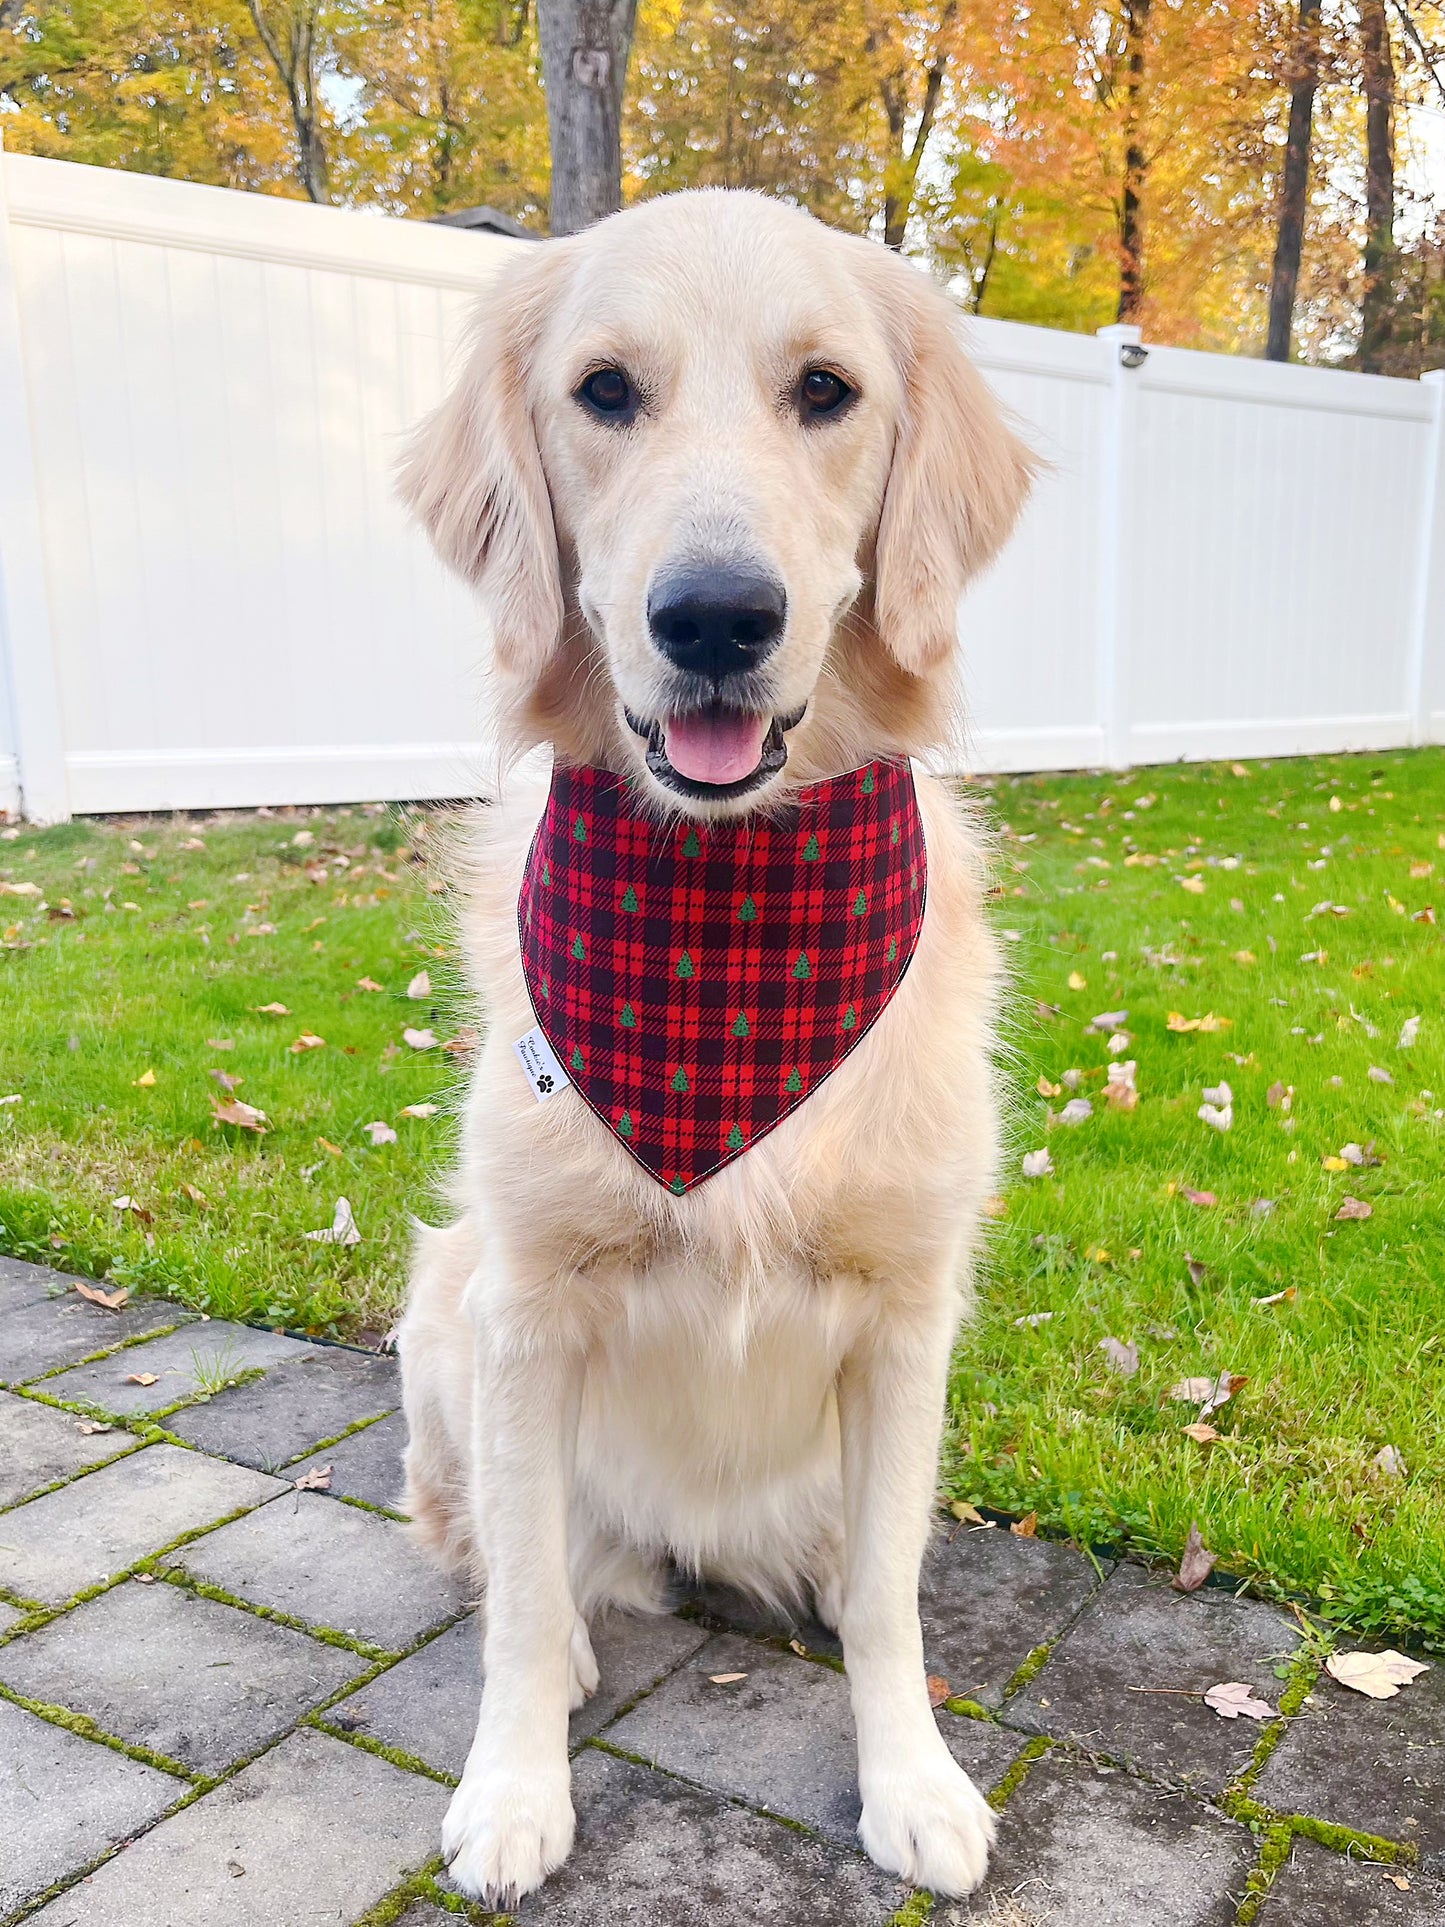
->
664;711;768;785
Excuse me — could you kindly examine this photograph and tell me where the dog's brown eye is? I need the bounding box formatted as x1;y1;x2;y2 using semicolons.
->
578;367;634;418
799;369;853;417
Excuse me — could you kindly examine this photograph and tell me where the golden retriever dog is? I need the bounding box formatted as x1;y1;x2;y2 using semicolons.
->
395;188;1034;1905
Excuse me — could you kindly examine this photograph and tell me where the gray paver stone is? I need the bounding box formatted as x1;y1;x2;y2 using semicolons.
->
1255;1650;1445;1863
0;1695;180;1917
0;1256;73;1310
173;1489;466;1649
0;1390;135;1509
22;1725;448;1927
1257;1839;1445;1925
0;1294;181;1387
607;1632;1026;1845
948;1753;1254;1926
41;1322;312;1417
288;1409;409;1511
921;1521;1109;1707
0;1444;285;1607
1006;1562;1301;1794
333;1608;709;1775
0;1575;364;1774
506;1747;908;1925
167;1345;400;1468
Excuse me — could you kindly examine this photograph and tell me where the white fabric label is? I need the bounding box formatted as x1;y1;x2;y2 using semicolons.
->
513;1025;571;1103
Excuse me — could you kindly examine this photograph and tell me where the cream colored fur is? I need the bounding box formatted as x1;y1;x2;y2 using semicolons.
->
395;188;1034;1906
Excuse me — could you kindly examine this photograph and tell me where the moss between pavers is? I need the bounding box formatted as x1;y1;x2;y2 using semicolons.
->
152;1565;401;1664
274;1404;399;1470
308;1714;459;1788
17;1320;192;1386
1236;1821;1294;1926
986;1733;1052;1810
889;1890;934;1925
0;1677;197;1781
999;1639;1055;1701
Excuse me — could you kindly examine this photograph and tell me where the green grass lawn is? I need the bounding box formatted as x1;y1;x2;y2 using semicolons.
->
1;751;1443;1648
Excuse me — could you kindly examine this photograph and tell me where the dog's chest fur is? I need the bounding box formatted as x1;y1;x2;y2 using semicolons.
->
451;764;1001;1335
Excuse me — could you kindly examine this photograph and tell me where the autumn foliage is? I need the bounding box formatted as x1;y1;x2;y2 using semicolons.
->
2;0;1443;365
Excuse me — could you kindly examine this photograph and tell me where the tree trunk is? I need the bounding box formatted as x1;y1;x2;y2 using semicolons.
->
245;1;329;203
1359;0;1396;370
1265;0;1321;360
879;1;958;252
1116;0;1151;321
537;0;639;235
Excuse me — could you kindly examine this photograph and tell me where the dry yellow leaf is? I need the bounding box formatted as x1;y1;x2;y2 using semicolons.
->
1067;971;1086;991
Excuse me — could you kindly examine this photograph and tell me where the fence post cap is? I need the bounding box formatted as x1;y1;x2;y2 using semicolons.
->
1096;323;1144;344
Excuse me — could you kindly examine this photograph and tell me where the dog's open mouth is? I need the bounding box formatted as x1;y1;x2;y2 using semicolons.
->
625;703;806;800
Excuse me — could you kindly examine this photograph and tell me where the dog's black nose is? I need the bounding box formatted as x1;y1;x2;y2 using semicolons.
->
648;565;786;679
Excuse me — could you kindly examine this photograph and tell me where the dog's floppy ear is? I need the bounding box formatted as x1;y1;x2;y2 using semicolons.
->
865;251;1037;676
397;247;565;682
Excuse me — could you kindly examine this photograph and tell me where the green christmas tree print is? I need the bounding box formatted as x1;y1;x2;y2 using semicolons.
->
726;1123;745;1150
573;814;587;843
802;833;820;861
571;935;586;962
542;859;552;885
669;1174;688;1195
860;768;876;795
731;1011;750;1038
792;951;813;980
671;1066;690;1094
737;895;758;922
785;1067;803;1093
618;1109;635;1139
620;1001;637;1029
571;1045;585;1072
842;1004;858;1031
676;950;695;980
681;829;701;858
887;938;898;963
621;884;639;912
852;889;868;917
890;821;900;847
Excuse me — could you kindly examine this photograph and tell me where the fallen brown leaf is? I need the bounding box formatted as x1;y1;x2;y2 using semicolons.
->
1010;1512;1038;1538
210;1098;268;1133
1336;1196;1373;1221
74;1280;128;1311
1173;1523;1216;1592
708;1672;748;1685
1325;1650;1430;1699
124;1372;159;1387
293;1465;333;1491
1182;1422;1222;1444
927;1675;951;1709
1181;1188;1217;1207
1203;1681;1272;1721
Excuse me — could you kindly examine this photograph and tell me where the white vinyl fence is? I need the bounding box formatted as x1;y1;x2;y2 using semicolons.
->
1;147;1443;822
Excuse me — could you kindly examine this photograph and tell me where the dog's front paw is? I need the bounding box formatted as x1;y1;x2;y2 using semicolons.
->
442;1760;575;1905
859;1750;995;1897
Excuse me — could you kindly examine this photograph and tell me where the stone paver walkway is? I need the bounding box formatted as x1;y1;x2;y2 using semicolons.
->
1;1254;1441;1925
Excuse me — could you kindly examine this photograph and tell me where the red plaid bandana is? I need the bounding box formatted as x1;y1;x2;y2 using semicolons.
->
517;757;927;1194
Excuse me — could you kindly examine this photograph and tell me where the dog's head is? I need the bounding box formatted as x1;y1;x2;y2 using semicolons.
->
401;191;1034;814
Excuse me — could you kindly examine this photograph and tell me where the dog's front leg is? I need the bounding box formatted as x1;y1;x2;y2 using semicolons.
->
838;1297;995;1897
442;1296;584;1906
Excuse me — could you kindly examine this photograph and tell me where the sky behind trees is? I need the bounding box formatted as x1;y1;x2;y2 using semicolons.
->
2;0;1444;370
